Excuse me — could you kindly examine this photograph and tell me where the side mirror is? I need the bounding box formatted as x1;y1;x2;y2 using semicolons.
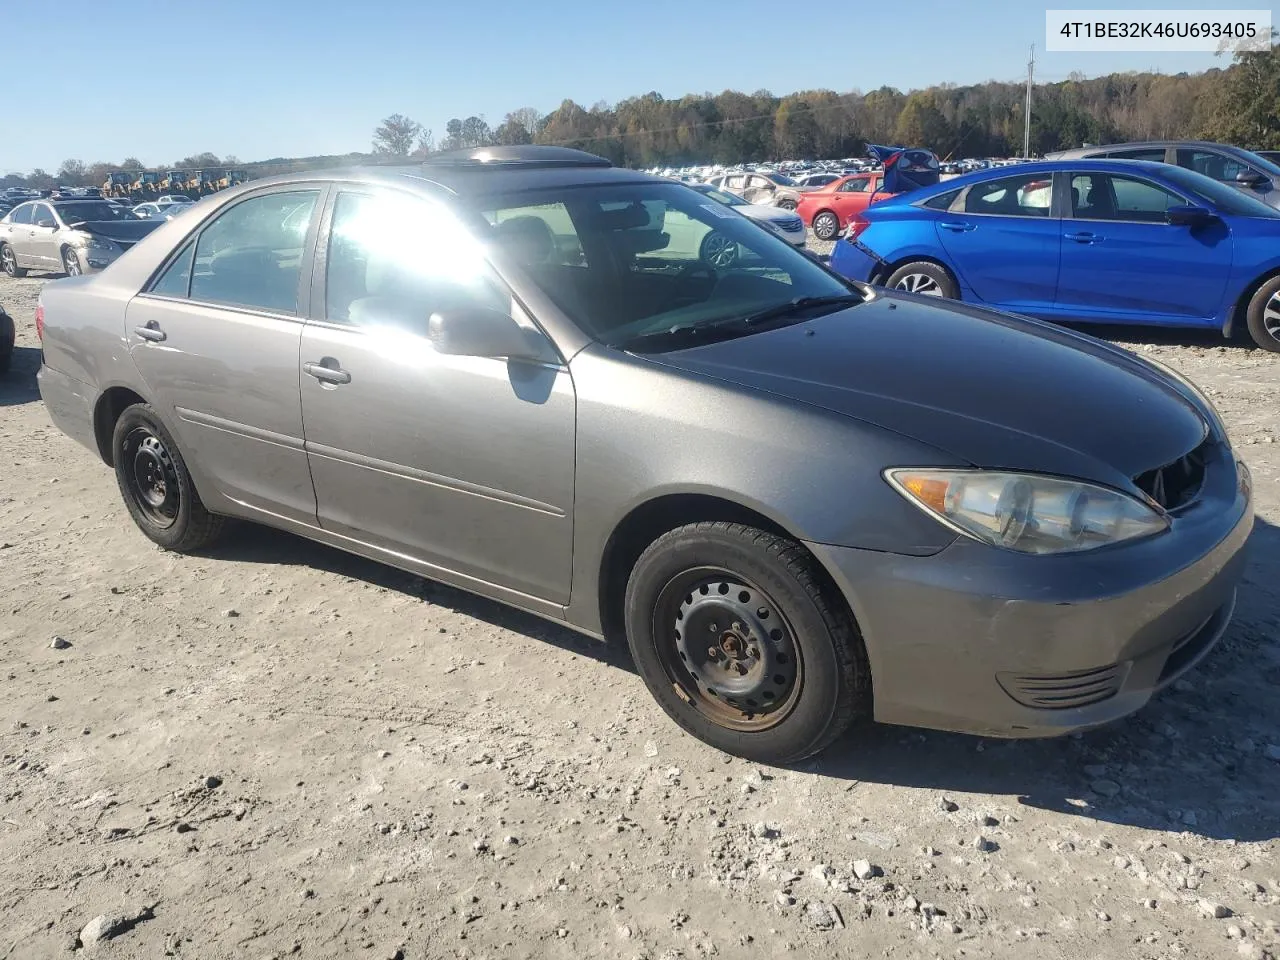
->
1165;204;1214;227
35;218;56;229
428;308;546;361
1236;169;1268;188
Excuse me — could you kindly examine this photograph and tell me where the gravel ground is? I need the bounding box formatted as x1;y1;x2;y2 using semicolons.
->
1;266;1278;960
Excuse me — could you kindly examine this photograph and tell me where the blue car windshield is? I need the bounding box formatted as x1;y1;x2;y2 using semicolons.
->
1160;166;1280;218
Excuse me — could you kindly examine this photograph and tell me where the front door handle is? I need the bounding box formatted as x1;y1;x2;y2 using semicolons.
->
1064;231;1103;244
133;321;166;342
303;358;351;385
939;221;976;232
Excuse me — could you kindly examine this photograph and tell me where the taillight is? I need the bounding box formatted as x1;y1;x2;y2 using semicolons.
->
844;215;871;241
34;303;44;341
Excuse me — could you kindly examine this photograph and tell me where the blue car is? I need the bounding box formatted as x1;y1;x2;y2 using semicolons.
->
828;159;1280;352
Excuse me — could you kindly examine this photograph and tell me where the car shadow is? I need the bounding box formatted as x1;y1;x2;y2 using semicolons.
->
0;346;42;406
211;510;1277;842
808;517;1280;844
205;523;636;673
1082;322;1257;351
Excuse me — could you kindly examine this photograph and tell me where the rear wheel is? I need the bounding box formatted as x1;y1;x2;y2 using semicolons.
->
624;522;869;763
112;403;225;552
61;246;82;277
0;244;26;278
1244;274;1280;352
811;211;840;241
885;261;959;299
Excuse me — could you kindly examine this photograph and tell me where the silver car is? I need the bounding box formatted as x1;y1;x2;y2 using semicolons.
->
0;199;162;276
35;146;1252;763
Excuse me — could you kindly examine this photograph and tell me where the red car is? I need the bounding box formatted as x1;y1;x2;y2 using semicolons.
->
797;173;894;241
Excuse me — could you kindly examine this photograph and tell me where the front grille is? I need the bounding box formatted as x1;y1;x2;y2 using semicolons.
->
1133;440;1208;512
997;663;1128;710
770;216;803;232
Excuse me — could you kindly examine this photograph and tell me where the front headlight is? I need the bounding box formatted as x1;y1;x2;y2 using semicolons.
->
70;233;116;252
885;469;1169;554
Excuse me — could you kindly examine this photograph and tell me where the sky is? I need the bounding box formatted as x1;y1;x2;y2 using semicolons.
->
4;0;1242;174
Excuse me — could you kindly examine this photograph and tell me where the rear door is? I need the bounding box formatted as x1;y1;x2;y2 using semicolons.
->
933;172;1061;309
1055;171;1231;323
4;203;39;267
127;186;325;524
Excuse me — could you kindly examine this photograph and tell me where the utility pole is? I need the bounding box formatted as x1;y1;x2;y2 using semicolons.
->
1023;43;1035;159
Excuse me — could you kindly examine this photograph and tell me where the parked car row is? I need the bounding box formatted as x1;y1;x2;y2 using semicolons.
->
0;199;165;277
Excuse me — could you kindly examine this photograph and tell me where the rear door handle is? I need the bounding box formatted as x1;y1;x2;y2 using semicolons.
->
1064;231;1103;243
303;359;351;385
938;222;976;232
133;321;166;342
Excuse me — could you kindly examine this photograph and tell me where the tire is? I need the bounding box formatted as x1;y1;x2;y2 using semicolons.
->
1244;274;1280;352
885;261;959;299
624;521;869;764
112;403;225;552
0;244;26;278
699;231;739;268
811;211;840;241
61;246;82;277
777;198;798;211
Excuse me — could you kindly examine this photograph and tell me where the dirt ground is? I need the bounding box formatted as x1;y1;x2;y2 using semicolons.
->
1;268;1278;960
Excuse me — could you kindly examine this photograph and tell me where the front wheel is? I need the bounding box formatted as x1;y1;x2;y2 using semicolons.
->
885;261;959;299
61;246;82;277
699;231;739;268
0;244;26;278
811;211;840;241
1244;274;1280;352
112;403;225;552
624;522;869;763
776;198;798;211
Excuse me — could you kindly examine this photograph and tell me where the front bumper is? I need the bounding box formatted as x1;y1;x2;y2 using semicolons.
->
827;238;881;282
809;449;1253;738
64;243;124;274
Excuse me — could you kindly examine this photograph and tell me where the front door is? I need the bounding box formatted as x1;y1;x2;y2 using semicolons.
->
934;172;1061;310
127;187;324;523
298;188;577;604
29;203;61;268
1055;171;1232;323
1176;147;1276;207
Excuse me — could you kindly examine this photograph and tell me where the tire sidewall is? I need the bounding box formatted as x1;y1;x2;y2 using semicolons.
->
625;528;844;763
112;403;199;549
1245;275;1280;352
886;261;959;299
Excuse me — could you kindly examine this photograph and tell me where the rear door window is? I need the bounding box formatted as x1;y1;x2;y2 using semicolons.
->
8;203;32;225
187;190;319;313
963;174;1052;217
838;178;869;193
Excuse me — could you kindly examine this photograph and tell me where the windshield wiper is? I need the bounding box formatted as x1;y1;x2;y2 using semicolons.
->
740;293;866;326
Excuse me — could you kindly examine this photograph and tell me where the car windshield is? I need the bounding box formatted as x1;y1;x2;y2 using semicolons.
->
53;201;131;222
1159;165;1280;218
472;181;859;351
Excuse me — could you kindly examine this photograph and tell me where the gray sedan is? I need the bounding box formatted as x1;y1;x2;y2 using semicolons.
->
35;146;1252;763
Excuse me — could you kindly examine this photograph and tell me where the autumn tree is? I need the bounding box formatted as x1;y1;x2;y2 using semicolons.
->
372;114;423;156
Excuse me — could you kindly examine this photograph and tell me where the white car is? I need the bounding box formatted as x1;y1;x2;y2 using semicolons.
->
688;183;807;248
156;195;192;206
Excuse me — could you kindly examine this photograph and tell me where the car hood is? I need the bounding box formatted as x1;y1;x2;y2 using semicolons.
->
64;219;164;243
650;292;1209;487
737;203;802;222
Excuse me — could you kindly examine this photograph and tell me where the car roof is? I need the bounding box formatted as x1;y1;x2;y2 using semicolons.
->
1046;140;1254;157
881;158;1177;202
227;146;662;202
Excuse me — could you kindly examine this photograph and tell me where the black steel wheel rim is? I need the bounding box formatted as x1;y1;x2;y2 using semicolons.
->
653;567;803;732
122;426;180;528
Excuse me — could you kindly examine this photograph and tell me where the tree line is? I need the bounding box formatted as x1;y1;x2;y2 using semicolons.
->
6;40;1274;189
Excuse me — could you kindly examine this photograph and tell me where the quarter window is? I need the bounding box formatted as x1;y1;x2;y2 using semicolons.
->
1070;174;1181;222
188;190;318;313
963;174;1052;217
324;191;508;331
